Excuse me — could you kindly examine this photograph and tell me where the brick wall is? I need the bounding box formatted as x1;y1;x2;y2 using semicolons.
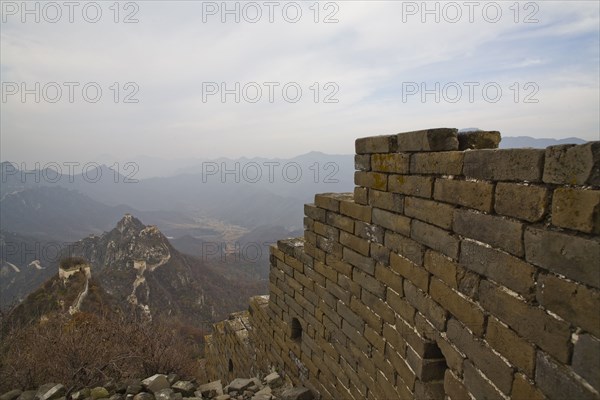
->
205;128;600;400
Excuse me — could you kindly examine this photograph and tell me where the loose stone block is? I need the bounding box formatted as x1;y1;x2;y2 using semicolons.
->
356;135;397;154
396;128;459;152
458;130;501;150
543;142;600;186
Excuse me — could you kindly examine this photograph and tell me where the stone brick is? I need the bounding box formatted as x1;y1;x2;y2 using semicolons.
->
362;288;395;324
552;188;600;234
406;346;446;381
304;203;326;223
315;192;353;212
384;231;424;265
536;351;598;400
396;128;459;152
370;243;390;265
386;288;415;323
354;154;370;171
436;334;464;374
325;279;350;305
430;278;485;336
350;296;382;332
479;280;572;363
326;255;353;277
444;370;470;400
404;196;455;229
353;268;385;297
316;235;342;258
410;151;464;175
367;189;404;213
453;209;524;257
354;171;387;191
390;252;429;292
340;199;372;223
370;153;410;174
424;250;459;289
460;240;535;298
337;299;364;333
536;274;600;338
338;273;361;299
495;183;549;222
458;130;501;150
525;227;600;289
433;178;494;212
543;142;600;186
403;281;447;331
486;317;536;377
340;231;370;256
343;247;375;275
354;221;384;244
462;361;506;400
572;334;600;392
355;134;397;154
411;220;459;260
388;174;434;198
313;221;338;241
511;373;546;400
353;186;368;205
326;211;355;233
464;148;545;182
374;262;403;295
372;208;411;236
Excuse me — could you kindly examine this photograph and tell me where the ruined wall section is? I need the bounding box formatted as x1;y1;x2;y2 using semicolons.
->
206;128;600;400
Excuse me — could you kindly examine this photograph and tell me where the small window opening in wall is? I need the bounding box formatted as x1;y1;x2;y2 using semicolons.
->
291;317;302;342
228;359;233;372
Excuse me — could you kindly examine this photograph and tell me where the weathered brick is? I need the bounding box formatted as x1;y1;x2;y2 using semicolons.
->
511;373;546;400
370;243;390;265
386;344;415;390
430;278;485;336
403;280;447;331
525;227;600;289
354;154;371;171
338;273;361;299
552;188;600;234
337;300;364;333
353;268;385;297
390;252;429;292
424;250;459;289
343;247;375;275
543;142;600;186
479;280;572;363
354;221;384;244
304;204;326;222
454;209;524;257
382;322;408;355
410;151;464;175
444;370;470;400
326;255;353;277
396;128;459;152
313;221;338;241
572;334;600;392
350;296;382;332
340;198;372;222
315;192;353;212
536;351;598;400
388;174;434;198
536;273;600;338
362;288;396;324
486;317;536;377
458;130;501;150
463;360;505;400
406;346;446;381
433;178;494;212
411;220;459;259
355;135;397;154
326;211;355;233
354;171;387;191
374;262;403;295
316;234;342;258
386;288;415;323
368;189;404;213
464;148;545;182
354;186;368;205
325;279;351;305
404;196;455;229
460;240;535;298
340;231;370;256
370;153;410;173
384;231;424;265
437;334;464;374
372;208;412;236
495;183;549;222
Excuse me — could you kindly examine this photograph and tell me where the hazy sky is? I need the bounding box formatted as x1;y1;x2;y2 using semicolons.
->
1;1;599;165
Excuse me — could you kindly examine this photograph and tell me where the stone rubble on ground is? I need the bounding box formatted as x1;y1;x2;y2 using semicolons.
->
1;372;313;400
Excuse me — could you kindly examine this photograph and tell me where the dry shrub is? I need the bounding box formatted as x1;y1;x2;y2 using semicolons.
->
0;311;203;392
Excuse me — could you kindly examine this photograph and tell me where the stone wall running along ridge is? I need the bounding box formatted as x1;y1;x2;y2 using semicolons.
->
204;128;600;400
